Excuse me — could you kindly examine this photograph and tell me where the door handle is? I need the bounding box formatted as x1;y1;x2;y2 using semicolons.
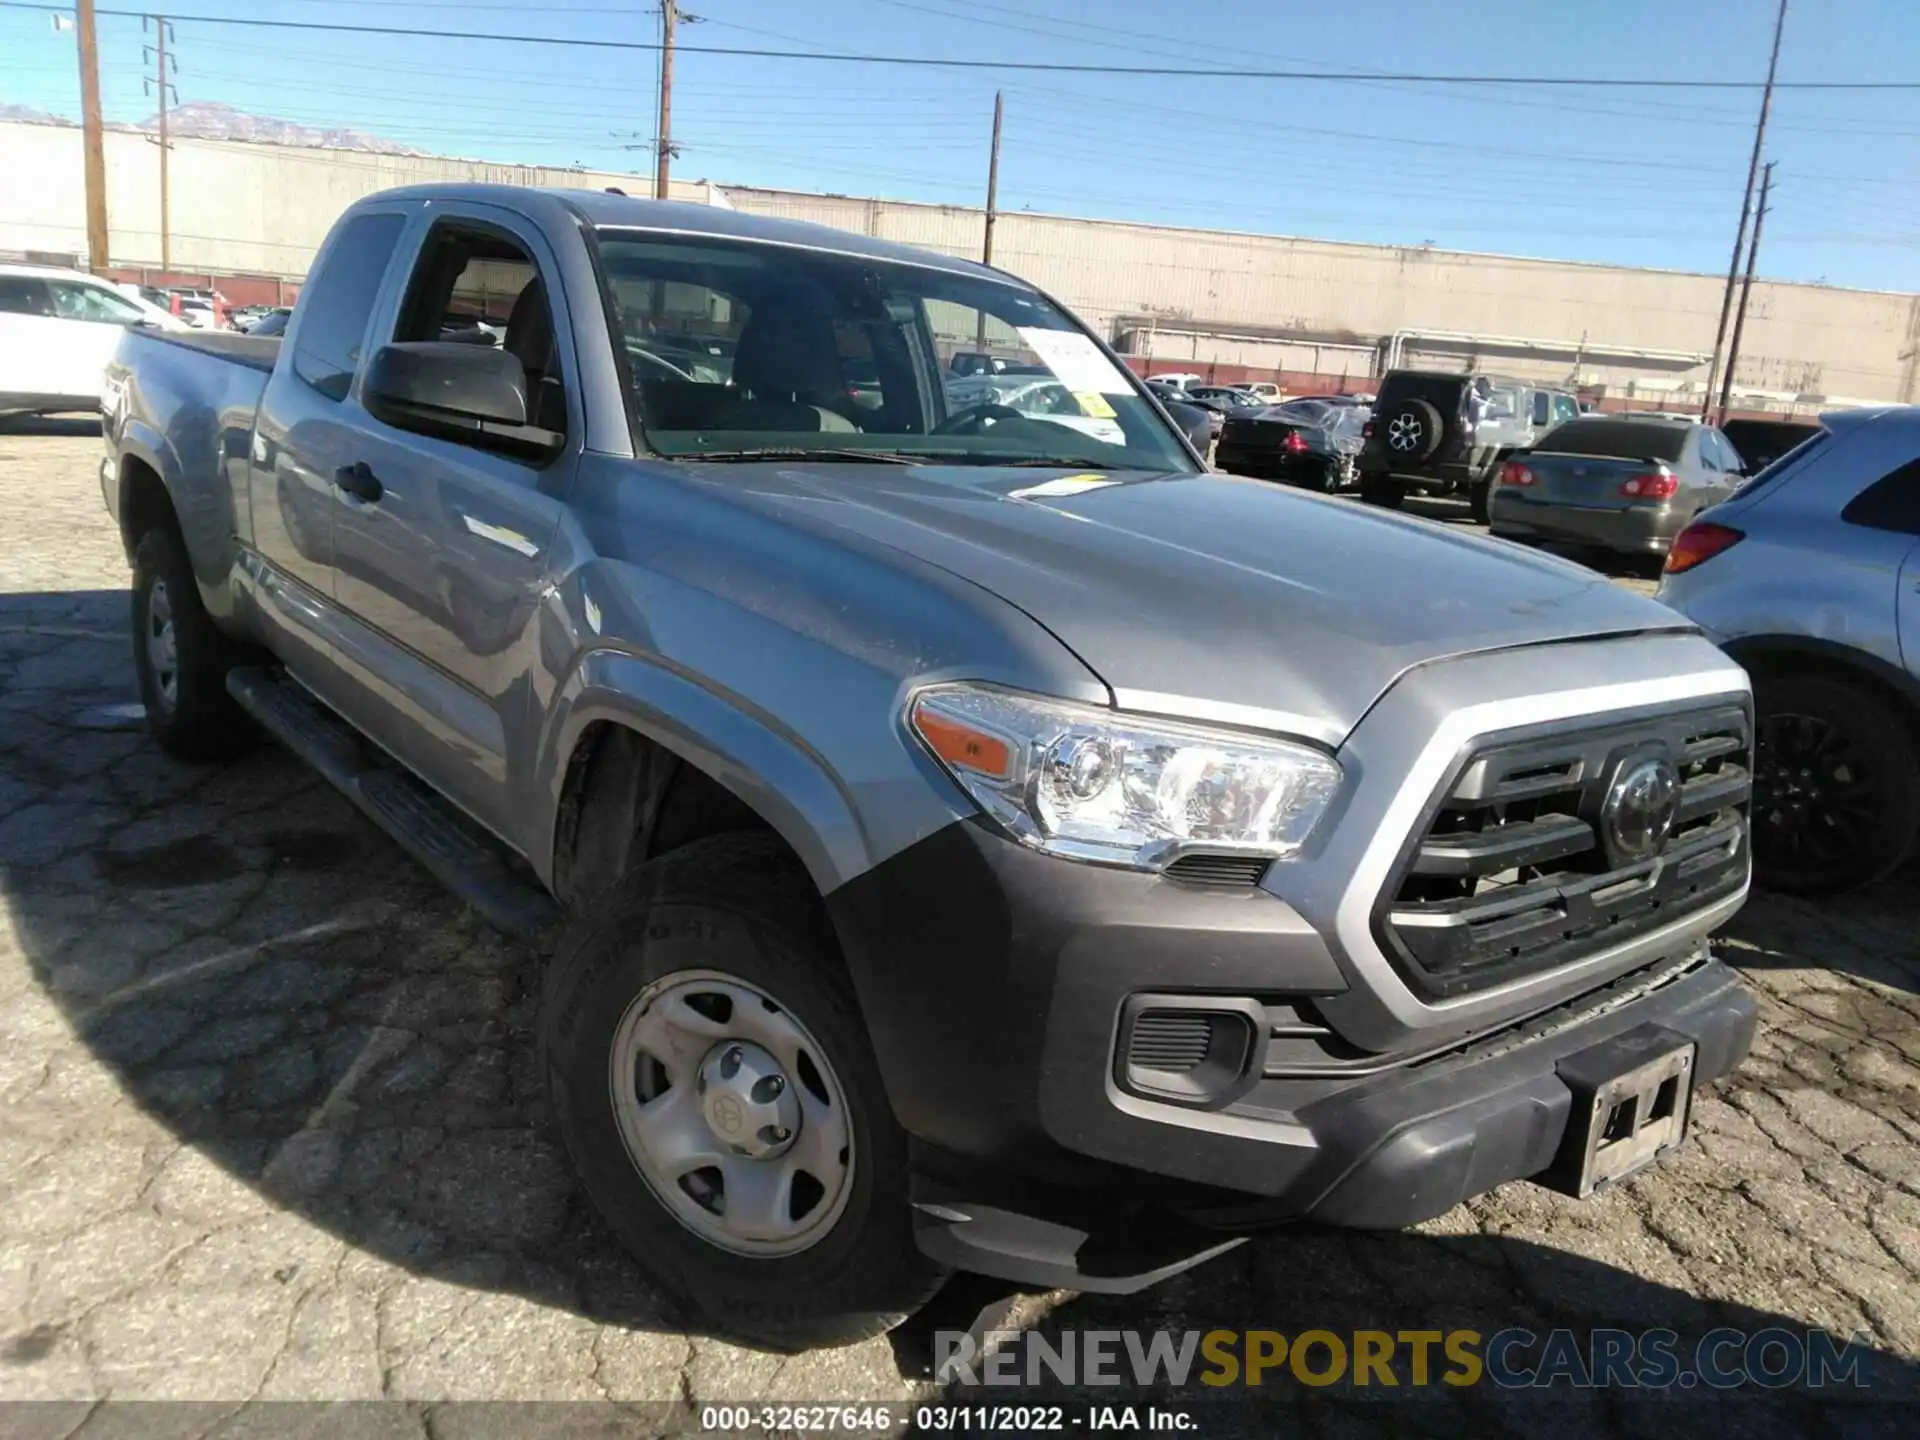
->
334;461;383;503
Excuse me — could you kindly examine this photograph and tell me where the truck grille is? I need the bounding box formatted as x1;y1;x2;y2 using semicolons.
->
1376;703;1751;1000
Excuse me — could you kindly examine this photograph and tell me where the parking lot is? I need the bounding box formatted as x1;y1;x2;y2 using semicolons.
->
1;422;1916;1432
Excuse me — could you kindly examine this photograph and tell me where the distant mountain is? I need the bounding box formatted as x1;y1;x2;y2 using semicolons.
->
0;102;71;126
1;97;423;154
135;101;424;155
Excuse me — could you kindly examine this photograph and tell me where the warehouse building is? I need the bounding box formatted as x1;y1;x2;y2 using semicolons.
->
4;118;1915;410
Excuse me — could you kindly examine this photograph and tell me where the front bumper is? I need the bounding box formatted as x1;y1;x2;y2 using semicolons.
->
828;819;1756;1285
1491;492;1687;554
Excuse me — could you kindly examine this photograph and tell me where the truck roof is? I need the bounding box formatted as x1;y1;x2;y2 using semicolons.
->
359;184;1021;286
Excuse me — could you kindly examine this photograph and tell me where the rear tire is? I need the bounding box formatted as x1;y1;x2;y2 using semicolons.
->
1359;470;1404;509
130;525;256;763
1469;478;1493;525
540;832;947;1349
1751;673;1920;895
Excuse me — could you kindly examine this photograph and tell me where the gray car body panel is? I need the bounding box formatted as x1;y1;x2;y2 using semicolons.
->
106;182;1747;1060
1659;404;1920;686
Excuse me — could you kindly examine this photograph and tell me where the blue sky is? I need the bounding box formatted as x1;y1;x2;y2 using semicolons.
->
2;0;1916;290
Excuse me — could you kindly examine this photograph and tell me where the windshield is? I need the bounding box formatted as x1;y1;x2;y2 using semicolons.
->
595;232;1195;471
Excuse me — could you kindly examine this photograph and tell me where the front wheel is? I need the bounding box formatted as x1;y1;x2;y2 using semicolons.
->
540;832;947;1349
1751;673;1920;894
1359;470;1403;509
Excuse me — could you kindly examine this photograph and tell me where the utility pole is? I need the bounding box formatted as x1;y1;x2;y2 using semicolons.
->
655;0;676;201
1701;0;1787;419
146;15;174;272
76;0;111;274
982;90;1003;266
1718;161;1774;425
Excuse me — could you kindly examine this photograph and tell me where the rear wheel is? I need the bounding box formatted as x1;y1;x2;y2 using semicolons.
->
1751;673;1920;894
540;832;947;1349
1469;477;1493;525
1359;470;1403;509
130;525;256;762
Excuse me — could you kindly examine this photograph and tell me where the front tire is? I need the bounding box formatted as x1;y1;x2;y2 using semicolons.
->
1751;673;1920;894
540;832;947;1349
1359;470;1404;509
130;525;256;762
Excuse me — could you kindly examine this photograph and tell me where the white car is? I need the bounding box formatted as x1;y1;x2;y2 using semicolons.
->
944;375;1127;447
1239;381;1283;403
1;264;185;422
1146;372;1201;392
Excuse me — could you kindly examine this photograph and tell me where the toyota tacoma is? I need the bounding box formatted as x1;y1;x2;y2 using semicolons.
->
101;186;1757;1347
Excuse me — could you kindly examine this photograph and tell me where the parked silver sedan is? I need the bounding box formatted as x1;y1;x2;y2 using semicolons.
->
1488;414;1747;558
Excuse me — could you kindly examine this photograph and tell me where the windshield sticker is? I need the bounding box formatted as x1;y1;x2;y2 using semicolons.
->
1009;473;1117;499
1018;328;1134;395
1071;391;1117;419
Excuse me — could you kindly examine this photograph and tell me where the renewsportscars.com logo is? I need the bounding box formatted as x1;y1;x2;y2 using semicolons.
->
937;1327;1874;1391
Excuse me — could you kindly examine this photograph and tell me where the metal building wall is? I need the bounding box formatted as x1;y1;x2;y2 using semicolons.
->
719;186;1919;404
3;122;1913;404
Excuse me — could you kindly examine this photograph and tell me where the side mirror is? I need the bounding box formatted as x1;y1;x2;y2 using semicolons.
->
363;342;558;455
365;341;527;425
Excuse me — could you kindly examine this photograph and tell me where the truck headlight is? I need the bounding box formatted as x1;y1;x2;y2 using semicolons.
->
908;683;1342;869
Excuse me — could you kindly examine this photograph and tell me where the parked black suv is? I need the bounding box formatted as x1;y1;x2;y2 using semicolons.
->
1358;370;1580;521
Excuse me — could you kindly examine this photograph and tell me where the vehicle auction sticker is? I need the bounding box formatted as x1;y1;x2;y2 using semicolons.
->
1019;327;1135;395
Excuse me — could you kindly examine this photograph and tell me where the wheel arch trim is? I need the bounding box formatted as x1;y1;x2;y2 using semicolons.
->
534;648;873;897
1722;634;1920;711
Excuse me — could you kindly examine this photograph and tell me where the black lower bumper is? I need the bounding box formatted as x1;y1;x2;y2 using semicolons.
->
828;822;1757;1288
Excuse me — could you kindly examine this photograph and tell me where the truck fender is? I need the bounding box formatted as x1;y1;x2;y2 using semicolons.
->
115;417;238;605
532;648;872;899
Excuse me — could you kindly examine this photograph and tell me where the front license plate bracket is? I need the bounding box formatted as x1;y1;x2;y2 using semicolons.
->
1540;1024;1695;1199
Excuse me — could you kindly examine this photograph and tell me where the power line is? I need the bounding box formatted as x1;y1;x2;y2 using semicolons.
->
2;3;1916;86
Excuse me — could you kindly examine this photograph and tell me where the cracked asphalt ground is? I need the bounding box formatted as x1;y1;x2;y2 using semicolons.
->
1;421;1917;1435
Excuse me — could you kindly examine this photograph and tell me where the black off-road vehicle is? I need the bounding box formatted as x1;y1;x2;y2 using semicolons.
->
1358;369;1580;521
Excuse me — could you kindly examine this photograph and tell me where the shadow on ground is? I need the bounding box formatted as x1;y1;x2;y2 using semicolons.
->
0;415;103;439
2;586;1916;1427
892;1233;1920;1435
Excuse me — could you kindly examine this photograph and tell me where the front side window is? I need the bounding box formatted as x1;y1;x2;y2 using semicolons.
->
595;231;1194;471
293;211;406;402
393;219;568;437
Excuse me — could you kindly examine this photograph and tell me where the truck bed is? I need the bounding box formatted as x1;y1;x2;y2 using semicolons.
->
143;328;281;373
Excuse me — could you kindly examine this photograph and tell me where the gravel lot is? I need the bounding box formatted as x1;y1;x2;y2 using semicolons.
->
1;423;1916;1435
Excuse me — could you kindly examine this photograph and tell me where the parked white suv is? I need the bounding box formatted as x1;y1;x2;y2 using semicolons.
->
0;264;185;423
1659;405;1920;893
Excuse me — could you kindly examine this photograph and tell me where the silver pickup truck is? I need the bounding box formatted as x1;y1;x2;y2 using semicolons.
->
101;185;1757;1348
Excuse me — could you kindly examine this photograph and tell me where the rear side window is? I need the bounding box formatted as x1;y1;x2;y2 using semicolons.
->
293;212;406;401
1533;417;1688;463
1840;457;1920;536
0;276;53;316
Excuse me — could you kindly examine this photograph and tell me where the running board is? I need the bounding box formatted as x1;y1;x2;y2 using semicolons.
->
226;667;559;940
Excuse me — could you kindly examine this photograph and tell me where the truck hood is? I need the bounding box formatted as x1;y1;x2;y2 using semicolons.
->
696;464;1693;744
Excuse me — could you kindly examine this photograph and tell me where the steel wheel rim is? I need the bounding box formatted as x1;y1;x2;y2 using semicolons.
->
1753;709;1881;870
609;968;854;1257
146;578;179;713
